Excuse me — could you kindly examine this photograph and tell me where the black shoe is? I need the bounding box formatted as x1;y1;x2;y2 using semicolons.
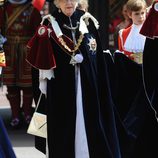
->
24;115;32;125
10;118;21;129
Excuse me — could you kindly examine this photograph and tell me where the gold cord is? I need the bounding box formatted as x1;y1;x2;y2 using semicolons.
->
58;33;84;53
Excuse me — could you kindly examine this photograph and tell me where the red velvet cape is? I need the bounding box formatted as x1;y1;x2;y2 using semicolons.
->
140;1;158;38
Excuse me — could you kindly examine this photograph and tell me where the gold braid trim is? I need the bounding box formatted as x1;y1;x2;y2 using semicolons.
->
6;3;31;30
58;33;84;53
0;51;6;67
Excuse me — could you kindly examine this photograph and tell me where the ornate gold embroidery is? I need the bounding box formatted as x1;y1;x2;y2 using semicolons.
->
130;52;143;64
0;51;6;67
58;33;84;54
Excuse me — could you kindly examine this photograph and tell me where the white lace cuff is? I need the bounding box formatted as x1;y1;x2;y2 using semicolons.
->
39;69;55;80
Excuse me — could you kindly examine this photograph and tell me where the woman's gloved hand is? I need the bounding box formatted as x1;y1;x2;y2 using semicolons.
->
70;54;83;65
39;79;47;95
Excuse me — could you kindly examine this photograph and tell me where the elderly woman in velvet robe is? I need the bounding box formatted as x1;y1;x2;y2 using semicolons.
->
26;0;131;157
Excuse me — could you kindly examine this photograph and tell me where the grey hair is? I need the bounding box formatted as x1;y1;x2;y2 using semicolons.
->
54;0;80;8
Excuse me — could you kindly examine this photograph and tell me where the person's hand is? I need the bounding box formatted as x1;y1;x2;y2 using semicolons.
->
39;79;47;95
70;54;83;65
74;54;83;63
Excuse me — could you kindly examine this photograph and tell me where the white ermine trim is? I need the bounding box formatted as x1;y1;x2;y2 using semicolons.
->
79;17;89;34
81;12;99;29
41;14;63;38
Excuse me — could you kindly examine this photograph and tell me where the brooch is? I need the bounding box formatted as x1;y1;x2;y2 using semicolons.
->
154;2;158;11
87;36;97;54
38;26;47;36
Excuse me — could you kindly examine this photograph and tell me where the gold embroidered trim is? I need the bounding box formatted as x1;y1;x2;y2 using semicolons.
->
58;33;84;53
7;3;31;30
130;52;143;64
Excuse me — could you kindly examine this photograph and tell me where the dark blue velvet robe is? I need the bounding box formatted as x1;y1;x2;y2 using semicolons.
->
47;10;121;158
0;117;16;158
27;9;130;158
114;52;158;158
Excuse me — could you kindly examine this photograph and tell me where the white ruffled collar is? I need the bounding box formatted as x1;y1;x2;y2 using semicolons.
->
124;24;146;53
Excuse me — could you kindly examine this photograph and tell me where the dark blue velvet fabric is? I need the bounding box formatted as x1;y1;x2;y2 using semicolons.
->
114;52;158;158
0;117;16;158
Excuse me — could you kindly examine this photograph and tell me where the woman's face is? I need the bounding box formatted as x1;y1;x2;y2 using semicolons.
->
58;0;78;17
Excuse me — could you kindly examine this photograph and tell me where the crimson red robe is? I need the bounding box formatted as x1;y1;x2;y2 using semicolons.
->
0;2;41;86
